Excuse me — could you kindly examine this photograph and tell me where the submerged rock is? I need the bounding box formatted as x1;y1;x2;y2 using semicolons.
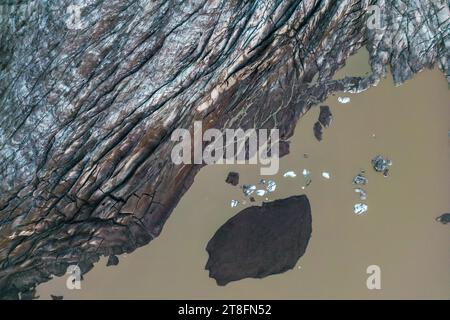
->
205;195;312;286
225;172;240;186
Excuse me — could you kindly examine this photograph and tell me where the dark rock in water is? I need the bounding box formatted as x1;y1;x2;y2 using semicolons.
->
313;121;323;141
205;195;312;286
106;255;119;267
250;197;256;203
318;106;333;128
436;214;450;224
225;172;240;186
50;295;64;300
279;140;290;157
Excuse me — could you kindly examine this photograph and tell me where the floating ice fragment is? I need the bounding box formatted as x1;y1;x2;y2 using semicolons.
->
301;169;312;189
230;200;239;208
283;171;297;178
259;179;267;185
256;190;267;197
354;188;367;200
352;173;368;185
372;155;392;177
338;96;351;104
354;203;368;215
322;172;331;179
242;184;256;196
266;180;277;192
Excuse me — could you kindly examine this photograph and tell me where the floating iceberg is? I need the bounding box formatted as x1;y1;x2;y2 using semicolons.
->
230;200;239;208
354;188;367;200
256;190;267;197
372;155;392;177
266;180;277;192
301;169;312;189
242;184;256;196
283;171;297;178
352;172;368;185
321;172;331;179
338;96;351;104
354;203;368;215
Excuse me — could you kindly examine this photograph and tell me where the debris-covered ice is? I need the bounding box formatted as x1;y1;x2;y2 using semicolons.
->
436;213;450;224
321;172;331;179
283;171;297;178
225;172;239;186
313;121;323;141
242;184;256;196
318;105;333;128
230;200;239;208
338;96;351;104
372;155;392;177
354;203;368;215
354;188;367;200
352;172;368;185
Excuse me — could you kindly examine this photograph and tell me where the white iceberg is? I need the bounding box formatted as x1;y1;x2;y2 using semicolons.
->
256;189;267;196
283;171;297;178
266;180;277;192
322;172;331;179
338;96;351;104
354;203;368;215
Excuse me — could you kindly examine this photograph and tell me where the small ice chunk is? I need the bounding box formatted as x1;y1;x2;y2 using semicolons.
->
338;96;351;104
352;173;368;185
301;169;312;189
256;189;267;197
283;171;297;178
322;172;331;179
354;188;367;200
242;184;256;196
372;155;392;177
230;200;239;208
259;179;267;185
354;203;368;215
266;180;277;192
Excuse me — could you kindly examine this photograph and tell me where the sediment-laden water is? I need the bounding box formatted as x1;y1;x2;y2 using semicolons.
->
37;51;450;299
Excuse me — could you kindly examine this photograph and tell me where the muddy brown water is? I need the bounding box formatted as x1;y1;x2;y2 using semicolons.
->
37;50;450;299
